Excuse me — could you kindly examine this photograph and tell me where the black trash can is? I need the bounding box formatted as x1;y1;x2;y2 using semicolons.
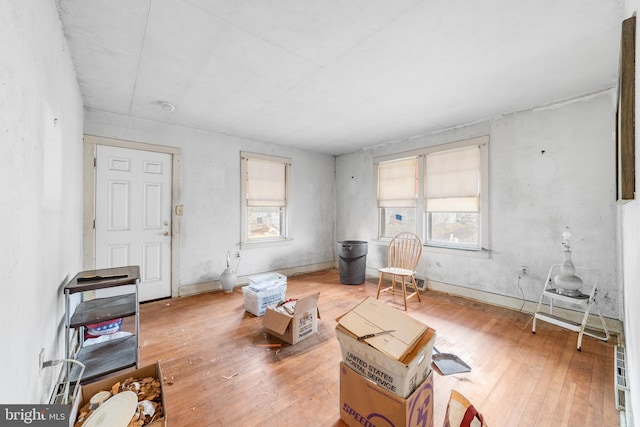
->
337;240;368;285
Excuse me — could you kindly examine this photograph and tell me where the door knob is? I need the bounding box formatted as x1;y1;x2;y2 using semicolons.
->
163;231;169;236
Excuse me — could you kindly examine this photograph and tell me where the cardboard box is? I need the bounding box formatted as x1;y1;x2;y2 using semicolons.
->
71;362;166;427
336;324;435;398
243;272;287;316
243;286;287;316
340;362;434;427
263;293;320;344
336;296;427;361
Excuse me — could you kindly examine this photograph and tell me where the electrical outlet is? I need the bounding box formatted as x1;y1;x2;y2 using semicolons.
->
235;251;240;258
39;348;44;372
520;266;528;276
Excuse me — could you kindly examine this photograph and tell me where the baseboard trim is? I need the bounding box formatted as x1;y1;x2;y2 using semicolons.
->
426;279;622;334
179;266;622;335
178;262;334;297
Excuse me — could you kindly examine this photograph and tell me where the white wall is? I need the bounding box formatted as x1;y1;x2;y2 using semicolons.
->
1;0;630;411
0;1;84;403
84;110;336;290
622;1;640;423
336;90;620;318
621;200;639;424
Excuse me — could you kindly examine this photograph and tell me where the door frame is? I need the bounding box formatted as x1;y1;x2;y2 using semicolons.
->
83;134;182;299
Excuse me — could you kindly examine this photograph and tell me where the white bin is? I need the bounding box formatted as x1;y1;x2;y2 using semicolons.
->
242;273;287;316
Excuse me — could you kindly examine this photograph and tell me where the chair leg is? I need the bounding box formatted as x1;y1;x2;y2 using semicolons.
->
376;273;384;299
412;276;421;302
401;277;408;311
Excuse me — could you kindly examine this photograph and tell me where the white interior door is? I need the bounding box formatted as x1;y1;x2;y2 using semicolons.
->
95;145;172;301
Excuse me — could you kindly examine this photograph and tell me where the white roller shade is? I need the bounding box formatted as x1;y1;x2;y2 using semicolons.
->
425;145;480;212
378;157;418;208
246;158;286;207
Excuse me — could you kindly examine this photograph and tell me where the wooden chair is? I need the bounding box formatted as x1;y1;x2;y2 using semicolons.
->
376;232;423;310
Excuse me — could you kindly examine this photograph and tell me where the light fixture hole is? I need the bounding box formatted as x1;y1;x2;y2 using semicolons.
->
160;101;176;113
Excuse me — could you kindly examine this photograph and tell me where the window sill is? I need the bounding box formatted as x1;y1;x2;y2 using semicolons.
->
240;238;293;250
370;239;491;259
423;245;491;259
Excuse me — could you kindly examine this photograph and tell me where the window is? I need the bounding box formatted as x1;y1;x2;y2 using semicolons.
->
241;152;290;243
377;157;418;238
425;144;481;248
376;136;489;252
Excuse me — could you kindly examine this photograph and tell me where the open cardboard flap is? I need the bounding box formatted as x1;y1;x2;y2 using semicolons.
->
264;306;293;335
336;296;426;361
263;293;320;337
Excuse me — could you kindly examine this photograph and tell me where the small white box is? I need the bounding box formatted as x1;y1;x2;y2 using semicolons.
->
247;272;287;289
242;272;287;316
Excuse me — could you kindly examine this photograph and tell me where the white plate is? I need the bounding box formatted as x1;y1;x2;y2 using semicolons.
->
83;390;138;427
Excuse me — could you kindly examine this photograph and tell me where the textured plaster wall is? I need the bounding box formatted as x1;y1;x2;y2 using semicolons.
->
621;1;639;422
84;110;336;289
0;1;84;403
336;91;619;318
621;198;639;424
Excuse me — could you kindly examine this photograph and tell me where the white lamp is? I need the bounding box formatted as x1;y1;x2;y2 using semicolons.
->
553;226;583;296
219;250;238;294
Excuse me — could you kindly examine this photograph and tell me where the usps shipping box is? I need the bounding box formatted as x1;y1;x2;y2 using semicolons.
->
336;296;427;361
340;362;433;427
336;324;435;398
71;362;166;427
263;293;320;344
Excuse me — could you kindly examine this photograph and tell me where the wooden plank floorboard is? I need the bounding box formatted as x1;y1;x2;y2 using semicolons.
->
138;270;619;427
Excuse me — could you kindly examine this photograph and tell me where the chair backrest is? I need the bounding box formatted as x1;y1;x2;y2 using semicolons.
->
387;232;423;271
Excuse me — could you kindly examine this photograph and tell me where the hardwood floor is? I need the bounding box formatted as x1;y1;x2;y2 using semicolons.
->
138;270;619;427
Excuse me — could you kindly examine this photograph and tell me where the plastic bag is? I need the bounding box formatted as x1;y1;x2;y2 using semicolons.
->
443;390;487;427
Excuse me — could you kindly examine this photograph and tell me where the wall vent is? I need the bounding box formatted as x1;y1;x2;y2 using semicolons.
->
615;345;628;410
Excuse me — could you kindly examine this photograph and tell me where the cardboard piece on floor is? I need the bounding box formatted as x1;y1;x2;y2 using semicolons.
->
339;362;434;427
263;293;320;344
336;296;427;361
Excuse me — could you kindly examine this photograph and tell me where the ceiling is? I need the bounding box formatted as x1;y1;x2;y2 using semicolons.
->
56;0;623;156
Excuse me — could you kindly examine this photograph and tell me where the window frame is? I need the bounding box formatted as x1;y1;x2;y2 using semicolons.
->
375;136;489;253
240;151;291;246
376;156;421;238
